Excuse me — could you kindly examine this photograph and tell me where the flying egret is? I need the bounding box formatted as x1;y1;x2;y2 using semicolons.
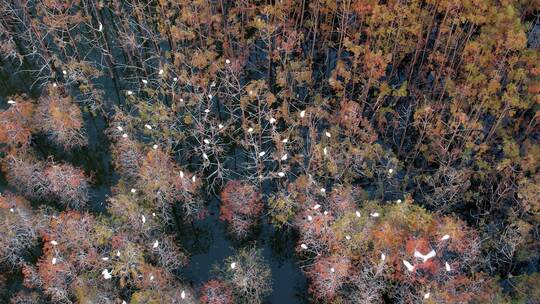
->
403;260;414;272
414;249;436;263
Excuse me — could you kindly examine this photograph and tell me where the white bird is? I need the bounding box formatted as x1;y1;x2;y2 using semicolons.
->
323;147;328;155
180;171;184;178
145;124;152;130
307;215;313;221
300;244;308;249
247;127;254;133
248;90;253;96
320;188;326;193
269;117;276;124
159;69;164;75
203;139;210;144
370;212;380;217
98;23;103;32
141;215;146;224
117;126;123;131
388;168;393;174
102;269;112;279
102;257;109;261
330;267;335;273
397;199;402;203
116;250;121;257
122;133;128;138
142;79;148;84
381;253;386;261
230;262;236;269
414;249;436;263
192;175;196;182
282;138;289;143
51;240;58;246
173;77;178;81
403;260;415;272
325;131;331;138
281;154;288;161
130;188;136;193
152;213;156;217
152;144;158;149
259;151;266;157
355;211;361;218
62;70;67;75
424;292;430;299
53;82;57;87
300;110;305;118
208;94;213;99
181;290;186;299
126;90;133;95
445;262;451;271
277;172;285;177
52;257;57;265
122;301;127;304
323;211;328;215
441;234;450;241
345;235;351;240
9;208;14;213
152;240;159;248
150;275;155;280
218;124;224;129
7;100;15;104
225;59;231;64
204;109;210;113
313;204;321;210
203;153;209;160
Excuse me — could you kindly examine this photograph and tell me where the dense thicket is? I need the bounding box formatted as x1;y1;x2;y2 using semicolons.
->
0;0;538;303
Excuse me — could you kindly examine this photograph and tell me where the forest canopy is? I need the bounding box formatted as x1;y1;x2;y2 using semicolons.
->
0;0;539;303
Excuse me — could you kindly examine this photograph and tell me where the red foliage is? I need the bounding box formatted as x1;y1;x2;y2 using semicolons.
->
43;163;90;209
200;280;233;304
0;97;34;149
304;255;351;301
219;180;263;238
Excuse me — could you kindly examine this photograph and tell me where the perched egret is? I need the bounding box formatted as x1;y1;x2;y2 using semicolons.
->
52;257;57;265
370;212;380;217
355;211;361;217
51;240;58;246
381;253;386;261
313;204;321;210
102;269;112;279
225;59;231;64
230;262;236;269
300;110;305;118
445;262;451;272
325;131;331;138
277;172;285;177
181;290;186;299
153;240;159;248
300;244;308;250
281;154;288;161
441;234;450;241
